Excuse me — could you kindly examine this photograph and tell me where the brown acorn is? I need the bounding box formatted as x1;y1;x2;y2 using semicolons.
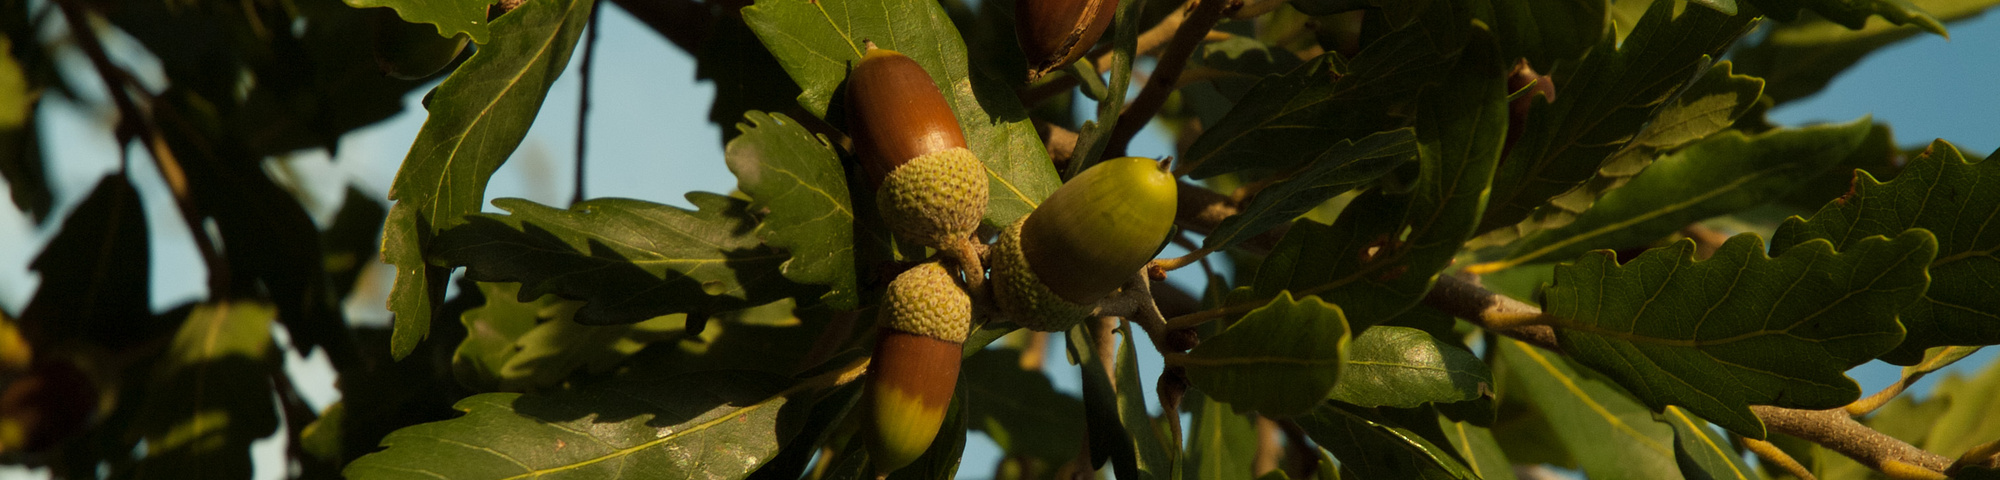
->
993;157;1177;331
865;261;971;475
846;42;989;257
1017;0;1119;80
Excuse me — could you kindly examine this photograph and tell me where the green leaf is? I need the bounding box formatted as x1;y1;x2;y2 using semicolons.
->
1180;13;1458;179
1331;326;1491;409
1662;407;1757;480
1185;391;1259;480
343;0;492;43
132;302;281;479
0;35;44;223
963;348;1085;464
725;110;860;310
740;0;1059;227
1485;0;1609;70
1116;322;1174;479
1474;60;1767;251
345;370;806;479
1774;140;2000;365
1437;416;1518;480
1069;323;1139;479
1496;118;1874;268
452;282;556;392
1250;34;1505;328
1296;403;1478;480
1479;0;1758;235
1545;231;1937;438
1732;0;1998;106
1493;338;1681;479
1201;129;1417;252
1170;292;1350;417
432;195;807;326
1743;0;1946;36
1919;354;2000;468
382;0;594;359
17;174;153;350
495;313;684;392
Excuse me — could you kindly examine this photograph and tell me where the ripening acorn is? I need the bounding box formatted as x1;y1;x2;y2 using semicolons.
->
993;157;1177;331
846;42;990;255
865;261;971;475
1016;0;1118;80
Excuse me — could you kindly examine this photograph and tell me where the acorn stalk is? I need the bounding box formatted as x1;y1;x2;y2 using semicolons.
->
846;41;990;289
994;157;1177;331
865;262;971;475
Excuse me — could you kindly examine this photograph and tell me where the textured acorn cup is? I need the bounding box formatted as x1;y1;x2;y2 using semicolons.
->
846;42;988;251
866;262;970;475
1017;0;1118;80
994;157;1177;331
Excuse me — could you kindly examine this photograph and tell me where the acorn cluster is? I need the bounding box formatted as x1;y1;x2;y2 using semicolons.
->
844;18;1174;473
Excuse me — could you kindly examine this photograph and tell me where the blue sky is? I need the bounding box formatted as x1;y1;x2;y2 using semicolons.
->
1;4;1997;479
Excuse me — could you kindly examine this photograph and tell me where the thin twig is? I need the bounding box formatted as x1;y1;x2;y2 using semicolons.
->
1743;436;1819;480
56;0;228;294
574;0;602;206
1106;0;1232;157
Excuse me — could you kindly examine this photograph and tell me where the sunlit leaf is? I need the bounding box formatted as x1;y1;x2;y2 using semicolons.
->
741;0;1059;227
1494;339;1682;479
1171;292;1350;417
1116;323;1173;478
383;0;594;359
345;370;807;479
452;282;556;392
1774;140;2000;364
725;111;859;310
0;35;43;223
1437;416;1518;480
343;0;492;43
1185;391;1258;480
1743;0;1945;36
1545;231;1935;438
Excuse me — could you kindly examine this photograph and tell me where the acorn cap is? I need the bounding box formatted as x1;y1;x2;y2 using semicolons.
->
877;147;988;251
846;42;968;187
991;217;1097;331
879;262;972;343
1020;157;1177;303
1017;0;1118;80
865;330;962;475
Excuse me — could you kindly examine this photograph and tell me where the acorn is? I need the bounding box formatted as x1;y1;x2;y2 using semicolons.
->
1017;0;1118;80
993;157;1177;331
865;261;971;475
846;42;989;272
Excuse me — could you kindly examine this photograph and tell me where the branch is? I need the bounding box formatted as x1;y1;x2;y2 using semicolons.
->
1106;0;1232;156
55;0;229;295
1425;275;1954;477
574;0;603;206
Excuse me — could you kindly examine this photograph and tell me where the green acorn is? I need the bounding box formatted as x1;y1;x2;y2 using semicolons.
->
847;42;989;253
865;261;970;475
993;157;1177;331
